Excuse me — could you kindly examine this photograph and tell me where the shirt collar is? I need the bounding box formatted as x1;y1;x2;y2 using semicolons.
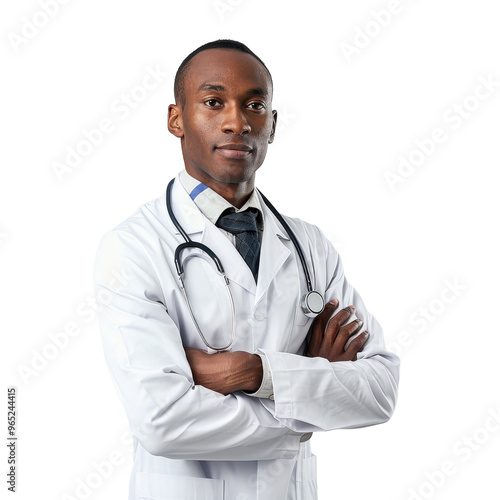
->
178;170;263;229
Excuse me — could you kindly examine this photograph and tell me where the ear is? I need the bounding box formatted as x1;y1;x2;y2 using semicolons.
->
268;109;278;144
168;104;183;137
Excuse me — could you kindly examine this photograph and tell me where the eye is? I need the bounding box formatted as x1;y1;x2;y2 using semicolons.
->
247;102;265;110
204;99;222;107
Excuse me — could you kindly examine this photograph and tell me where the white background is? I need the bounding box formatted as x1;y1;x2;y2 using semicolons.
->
2;1;499;499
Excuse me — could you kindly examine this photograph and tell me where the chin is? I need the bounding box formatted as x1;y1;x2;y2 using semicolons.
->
213;164;257;184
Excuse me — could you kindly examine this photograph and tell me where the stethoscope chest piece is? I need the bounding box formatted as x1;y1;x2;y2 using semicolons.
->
301;290;325;317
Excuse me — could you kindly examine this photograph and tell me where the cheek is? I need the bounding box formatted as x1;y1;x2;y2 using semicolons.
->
254;143;269;166
193;115;219;144
184;119;214;154
256;117;274;140
254;122;273;147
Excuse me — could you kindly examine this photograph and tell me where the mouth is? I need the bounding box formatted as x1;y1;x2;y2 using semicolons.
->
215;143;253;159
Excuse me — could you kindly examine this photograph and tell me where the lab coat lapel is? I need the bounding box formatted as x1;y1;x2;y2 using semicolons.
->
255;193;291;303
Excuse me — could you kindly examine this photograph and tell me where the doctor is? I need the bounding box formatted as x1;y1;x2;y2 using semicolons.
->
94;39;400;500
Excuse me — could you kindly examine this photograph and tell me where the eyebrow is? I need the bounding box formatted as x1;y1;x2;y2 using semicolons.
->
197;83;269;97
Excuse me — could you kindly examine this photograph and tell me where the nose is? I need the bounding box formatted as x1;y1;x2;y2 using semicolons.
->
221;103;251;135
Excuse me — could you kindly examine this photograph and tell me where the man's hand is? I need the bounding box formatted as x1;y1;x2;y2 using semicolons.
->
185;348;263;396
306;299;369;362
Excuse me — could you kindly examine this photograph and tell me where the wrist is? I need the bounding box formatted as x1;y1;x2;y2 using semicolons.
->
247;353;264;392
230;351;263;392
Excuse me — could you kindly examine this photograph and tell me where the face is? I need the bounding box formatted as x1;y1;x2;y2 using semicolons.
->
168;49;277;195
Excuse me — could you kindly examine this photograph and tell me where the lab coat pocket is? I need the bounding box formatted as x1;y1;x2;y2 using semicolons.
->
296;454;318;500
294;305;309;327
135;472;225;499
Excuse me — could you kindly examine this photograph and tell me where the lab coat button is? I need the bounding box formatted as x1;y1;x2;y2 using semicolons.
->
254;309;266;321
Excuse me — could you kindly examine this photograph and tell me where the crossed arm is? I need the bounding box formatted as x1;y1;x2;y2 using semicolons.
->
96;228;399;459
185;299;370;396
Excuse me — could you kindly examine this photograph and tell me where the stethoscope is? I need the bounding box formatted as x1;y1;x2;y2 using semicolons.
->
166;178;325;352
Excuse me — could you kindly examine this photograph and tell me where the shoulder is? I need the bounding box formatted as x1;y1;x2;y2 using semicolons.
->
113;193;167;236
278;212;344;277
102;191;168;238
281;213;337;254
95;192;168;263
258;190;330;247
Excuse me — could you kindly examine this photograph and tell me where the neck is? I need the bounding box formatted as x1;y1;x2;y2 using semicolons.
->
185;167;255;209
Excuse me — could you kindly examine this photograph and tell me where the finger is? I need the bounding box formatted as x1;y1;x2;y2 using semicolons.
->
313;299;339;332
345;331;370;361
347;319;364;337
307;300;338;356
306;326;322;356
336;319;364;346
324;305;356;344
309;300;339;341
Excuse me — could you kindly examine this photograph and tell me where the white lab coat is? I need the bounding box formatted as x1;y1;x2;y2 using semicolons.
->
94;174;399;500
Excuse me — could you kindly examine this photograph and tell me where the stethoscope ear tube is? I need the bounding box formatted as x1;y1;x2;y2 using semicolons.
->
175;242;226;276
167;179;191;243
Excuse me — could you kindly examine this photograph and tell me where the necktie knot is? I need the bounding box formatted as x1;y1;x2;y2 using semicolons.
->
216;207;259;234
216;208;261;282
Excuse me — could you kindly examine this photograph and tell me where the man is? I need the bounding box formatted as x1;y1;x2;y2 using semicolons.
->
94;39;399;500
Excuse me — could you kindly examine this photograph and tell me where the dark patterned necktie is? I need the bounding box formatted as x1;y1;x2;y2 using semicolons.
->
216;207;261;282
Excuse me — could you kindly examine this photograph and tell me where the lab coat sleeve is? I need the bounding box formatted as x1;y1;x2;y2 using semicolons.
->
259;227;400;432
94;229;303;461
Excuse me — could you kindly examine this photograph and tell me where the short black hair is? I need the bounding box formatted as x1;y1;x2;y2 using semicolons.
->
174;39;273;107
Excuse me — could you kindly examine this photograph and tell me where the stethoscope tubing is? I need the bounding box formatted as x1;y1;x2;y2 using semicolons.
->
167;178;313;292
165;178;324;351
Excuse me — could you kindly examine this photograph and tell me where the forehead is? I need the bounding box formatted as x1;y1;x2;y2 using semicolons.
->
183;48;272;97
